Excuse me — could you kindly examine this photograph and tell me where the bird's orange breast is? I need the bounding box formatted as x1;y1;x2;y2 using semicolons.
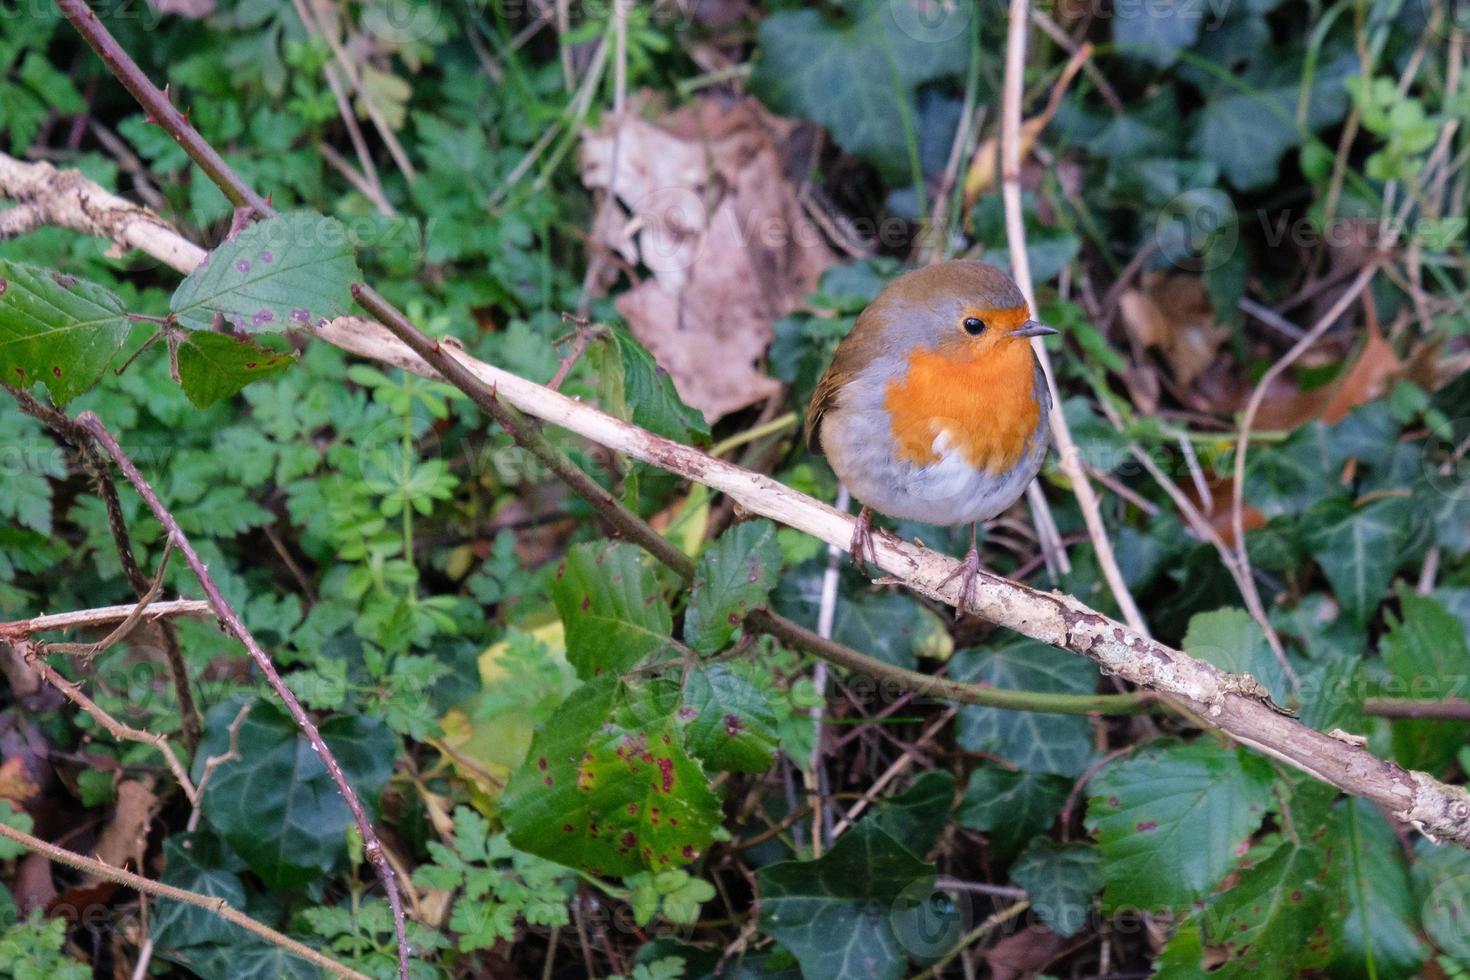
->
882;340;1041;473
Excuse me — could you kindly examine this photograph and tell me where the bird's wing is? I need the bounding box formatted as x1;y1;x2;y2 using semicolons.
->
803;305;886;455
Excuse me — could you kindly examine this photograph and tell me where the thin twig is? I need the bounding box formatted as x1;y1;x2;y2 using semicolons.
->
999;0;1148;634
0;820;368;979
75;413;412;980
0;599;211;639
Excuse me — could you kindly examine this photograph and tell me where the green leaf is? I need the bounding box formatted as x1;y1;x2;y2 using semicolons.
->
169;943;320;980
684;520;781;653
1306;496;1423;627
952;641;1097;777
758;821;937;980
609;326;710;444
1413;835;1470;961
1328;799;1428;979
870;771;954;857
0;806;36;860
153;833;248;950
954;765;1069;859
1381;590;1470;773
1112;0;1206;66
1086;740;1273;911
175;330;296;407
1243;423;1334;519
750;0;970;181
678;665;779;773
1009;840;1102;938
192;696;397;890
1193;834;1337;976
503;678;722;876
169;211;360;332
552;542;675;679
0;260;130;404
1183;608;1289;704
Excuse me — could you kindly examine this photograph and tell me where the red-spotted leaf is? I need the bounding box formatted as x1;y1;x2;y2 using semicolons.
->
170;212;359;332
176;330;296;407
552;542;675;679
503;678;722;876
0;260;130;404
684;520;781;653
1086;739;1273;912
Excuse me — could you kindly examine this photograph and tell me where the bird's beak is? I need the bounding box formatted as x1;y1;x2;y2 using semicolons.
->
1014;320;1059;338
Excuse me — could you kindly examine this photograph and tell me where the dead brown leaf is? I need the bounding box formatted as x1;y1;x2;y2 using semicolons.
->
0;755;40;805
90;778;157;877
582;94;837;421
985;923;1066;980
1119;272;1230;391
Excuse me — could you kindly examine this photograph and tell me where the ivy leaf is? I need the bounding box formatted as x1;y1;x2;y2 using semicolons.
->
1009;840;1102;938
503;678;722;876
955;765;1069;860
153;833;248;950
176;330;296;407
1182;608;1289;704
1306;496;1424;627
170;211;360;332
1381;590;1470;773
751;0;970;182
607;326;710;445
870;771;954;857
684;520;782;653
551;542;675;679
952;641;1096;777
1086;740;1273;911
1413;835;1470;961
1242;423;1334;519
192;696;397;890
758;821;936;980
0;260;130;404
171;944;320;980
1112;0;1207;66
678;665;779;773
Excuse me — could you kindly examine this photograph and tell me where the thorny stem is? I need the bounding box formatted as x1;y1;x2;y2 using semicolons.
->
75;412;411;980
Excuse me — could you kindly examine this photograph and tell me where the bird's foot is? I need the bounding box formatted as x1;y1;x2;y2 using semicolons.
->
938;544;983;621
849;506;879;576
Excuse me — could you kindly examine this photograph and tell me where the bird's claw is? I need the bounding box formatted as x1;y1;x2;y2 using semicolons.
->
938;546;982;621
849;507;878;576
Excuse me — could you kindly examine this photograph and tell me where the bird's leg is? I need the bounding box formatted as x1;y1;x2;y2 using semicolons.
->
938;522;982;620
849;505;879;575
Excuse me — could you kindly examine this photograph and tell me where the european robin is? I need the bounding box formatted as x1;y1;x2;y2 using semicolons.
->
804;260;1057;607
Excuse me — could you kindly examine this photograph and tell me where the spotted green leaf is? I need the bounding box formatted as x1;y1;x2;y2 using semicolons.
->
176;330;296;407
0;260;129;404
503;677;722;876
684;520;781;653
1086;740;1273;912
678;665;779;773
551;542;675;679
170;212;360;332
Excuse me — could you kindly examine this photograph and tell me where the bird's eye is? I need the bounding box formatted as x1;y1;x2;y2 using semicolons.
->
962;316;987;336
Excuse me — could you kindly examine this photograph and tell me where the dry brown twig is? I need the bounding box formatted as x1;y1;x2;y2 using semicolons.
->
4;150;1470;847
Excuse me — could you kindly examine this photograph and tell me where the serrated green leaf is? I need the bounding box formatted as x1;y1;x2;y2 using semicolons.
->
1010;840;1102;938
1193;834;1337;976
1086;740;1273;911
0;260;130;404
758;821;937;980
1183;608;1289;704
953;642;1097;777
192;696;397;890
169;212;359;332
1329;799;1428;979
679;664;779;773
175;330;296;407
503;678;722;876
552;542;675;679
955;765;1068;859
684;520;781;653
611;326;710;444
750;0;970;181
